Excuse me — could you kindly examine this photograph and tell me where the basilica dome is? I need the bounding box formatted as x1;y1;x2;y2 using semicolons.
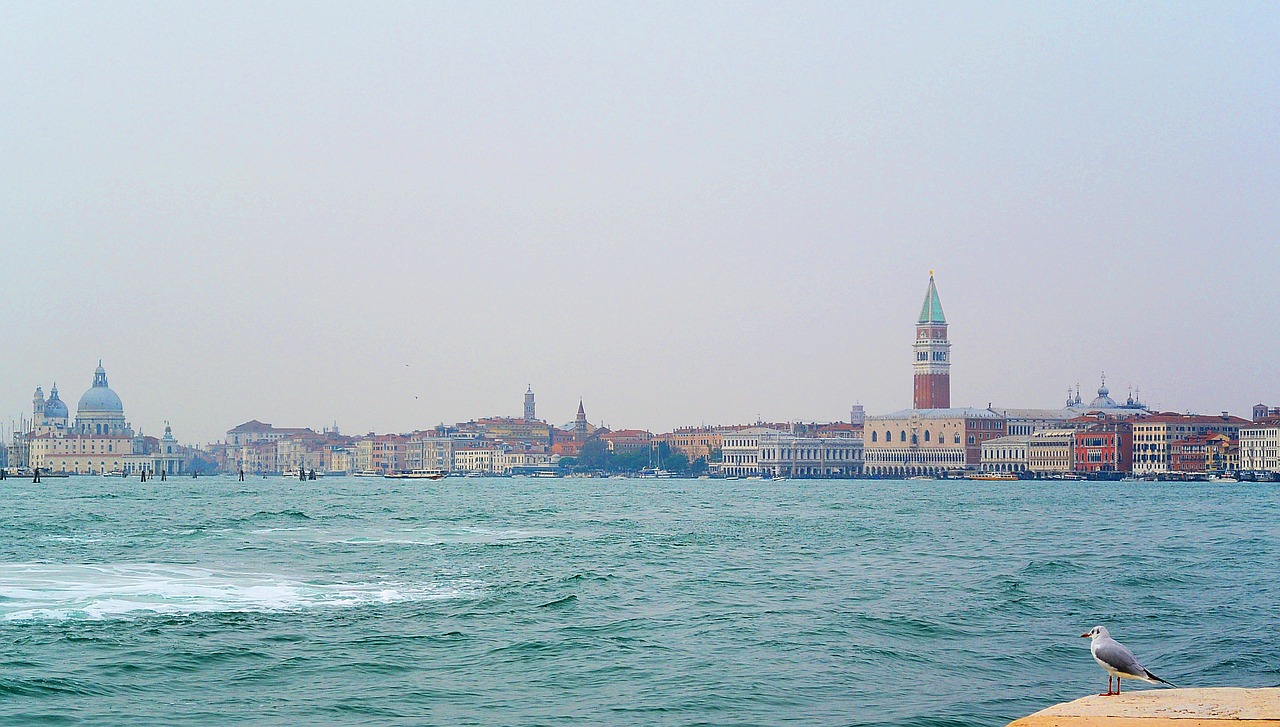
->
77;362;125;414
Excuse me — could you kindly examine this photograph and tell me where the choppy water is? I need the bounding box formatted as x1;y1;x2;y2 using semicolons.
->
0;476;1277;725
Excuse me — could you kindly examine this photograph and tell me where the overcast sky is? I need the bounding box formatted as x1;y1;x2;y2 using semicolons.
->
3;2;1277;444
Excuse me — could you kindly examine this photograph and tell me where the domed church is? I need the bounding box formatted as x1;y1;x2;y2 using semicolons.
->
19;361;187;476
72;360;133;437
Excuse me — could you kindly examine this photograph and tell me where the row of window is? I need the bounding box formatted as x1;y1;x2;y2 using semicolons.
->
871;430;964;444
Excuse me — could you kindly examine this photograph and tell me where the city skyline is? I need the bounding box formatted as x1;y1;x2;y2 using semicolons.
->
3;3;1277;444
3;273;1264;447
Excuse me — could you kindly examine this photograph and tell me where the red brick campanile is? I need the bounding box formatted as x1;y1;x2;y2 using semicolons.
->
913;272;951;409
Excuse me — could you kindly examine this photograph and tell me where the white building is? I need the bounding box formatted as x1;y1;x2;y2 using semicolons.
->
1239;425;1280;474
980;435;1030;473
452;446;496;473
719;427;787;477
1026;430;1075;474
756;432;863;478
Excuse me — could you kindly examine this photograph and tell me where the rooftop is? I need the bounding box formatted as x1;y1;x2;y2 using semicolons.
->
868;408;1003;420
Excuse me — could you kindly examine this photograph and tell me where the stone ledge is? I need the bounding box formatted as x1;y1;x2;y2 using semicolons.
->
1009;688;1280;726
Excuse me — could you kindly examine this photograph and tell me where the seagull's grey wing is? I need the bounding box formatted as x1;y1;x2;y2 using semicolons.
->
1094;639;1147;677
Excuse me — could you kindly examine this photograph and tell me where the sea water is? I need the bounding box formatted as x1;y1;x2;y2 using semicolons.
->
0;476;1276;726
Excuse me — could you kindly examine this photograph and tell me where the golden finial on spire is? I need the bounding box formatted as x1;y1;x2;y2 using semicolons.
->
929;269;934;277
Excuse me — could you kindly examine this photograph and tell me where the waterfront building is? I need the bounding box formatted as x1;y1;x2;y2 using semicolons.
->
756;432;863;478
1026;429;1076;474
913;272;951;410
405;432;457;472
1205;434;1237;473
494;448;556;475
1131;413;1249;475
452;444;496;473
275;432;351;474
327;446;355;474
28;431;133;474
1168;433;1234;474
719;426;789;477
980;435;1030;473
1239;424;1280;473
1070;416;1134;474
862;408;1005;476
354;434;406;474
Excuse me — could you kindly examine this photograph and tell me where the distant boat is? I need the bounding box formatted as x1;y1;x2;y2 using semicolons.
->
352;471;381;477
637;468;677;479
385;469;447;480
966;472;1019;481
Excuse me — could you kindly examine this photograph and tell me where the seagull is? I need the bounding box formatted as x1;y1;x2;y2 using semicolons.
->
1081;626;1176;695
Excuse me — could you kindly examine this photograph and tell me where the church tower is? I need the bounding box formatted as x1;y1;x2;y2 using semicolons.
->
524;386;536;421
573;400;588;440
913;271;951;410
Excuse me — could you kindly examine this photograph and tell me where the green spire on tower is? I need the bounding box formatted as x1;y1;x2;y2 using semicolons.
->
917;270;946;324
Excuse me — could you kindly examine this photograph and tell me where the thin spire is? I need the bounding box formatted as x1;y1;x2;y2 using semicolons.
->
917;272;946;324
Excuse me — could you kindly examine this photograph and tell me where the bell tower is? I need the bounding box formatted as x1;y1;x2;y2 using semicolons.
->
524;386;536;421
32;386;46;424
913;271;951;410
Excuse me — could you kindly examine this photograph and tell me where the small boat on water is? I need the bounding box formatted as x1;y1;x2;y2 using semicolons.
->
385;469;447;480
966;472;1019;481
352;471;381;477
636;468;677;479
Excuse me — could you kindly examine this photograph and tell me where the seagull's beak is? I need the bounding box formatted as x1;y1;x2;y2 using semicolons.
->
1080;632;1091;638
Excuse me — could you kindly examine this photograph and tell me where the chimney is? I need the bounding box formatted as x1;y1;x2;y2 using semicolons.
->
1221;411;1230;420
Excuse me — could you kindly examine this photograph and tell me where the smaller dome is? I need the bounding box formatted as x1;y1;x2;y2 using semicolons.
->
45;385;69;419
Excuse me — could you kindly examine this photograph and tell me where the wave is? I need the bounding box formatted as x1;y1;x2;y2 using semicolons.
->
0;563;481;621
537;594;578;609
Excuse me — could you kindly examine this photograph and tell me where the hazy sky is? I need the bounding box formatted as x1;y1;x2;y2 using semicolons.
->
3;2;1277;444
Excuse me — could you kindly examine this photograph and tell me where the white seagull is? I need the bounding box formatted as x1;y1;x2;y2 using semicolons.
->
1081;626;1177;695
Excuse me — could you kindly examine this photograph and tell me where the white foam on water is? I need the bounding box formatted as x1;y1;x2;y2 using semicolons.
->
324;525;568;546
0;563;482;621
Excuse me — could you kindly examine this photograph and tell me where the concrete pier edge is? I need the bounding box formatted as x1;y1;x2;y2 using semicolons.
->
1008;688;1280;726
